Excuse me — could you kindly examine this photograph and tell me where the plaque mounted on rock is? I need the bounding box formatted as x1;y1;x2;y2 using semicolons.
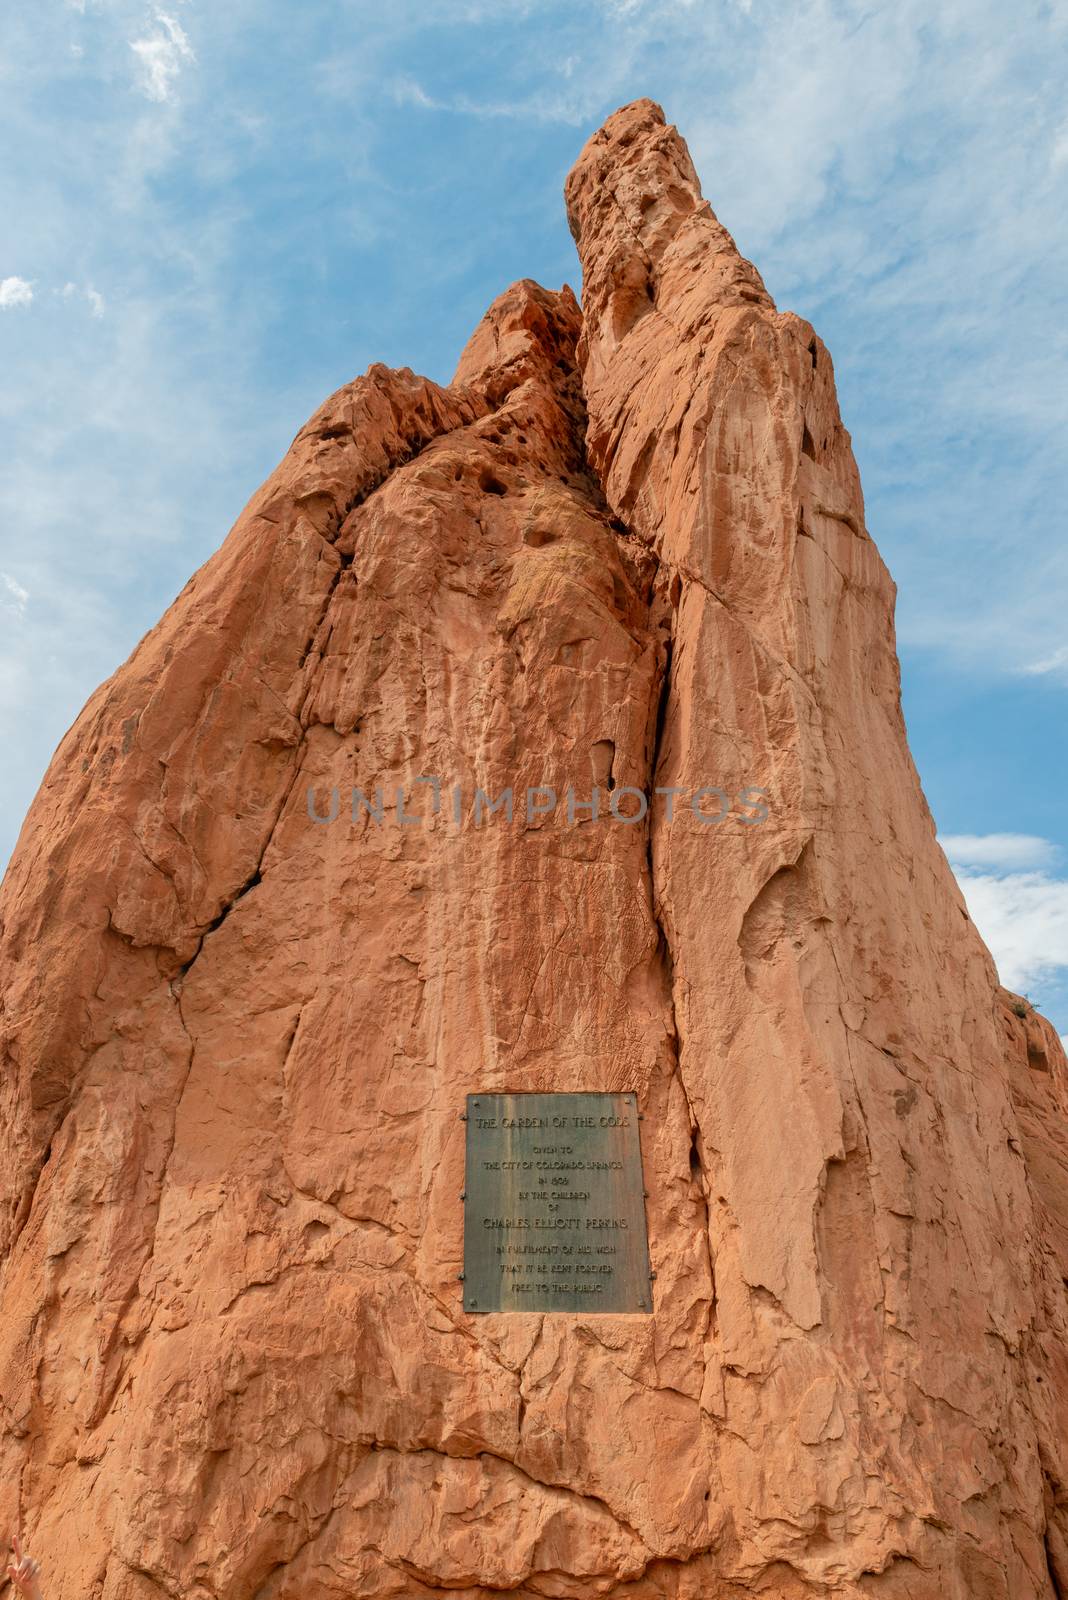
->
461;1091;653;1313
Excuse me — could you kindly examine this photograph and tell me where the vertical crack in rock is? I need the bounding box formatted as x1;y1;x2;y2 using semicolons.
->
643;580;717;1351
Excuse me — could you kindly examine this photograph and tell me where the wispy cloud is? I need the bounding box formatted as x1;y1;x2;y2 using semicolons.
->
1053;117;1068;170
1021;644;1068;680
129;11;195;104
391;76;438;111
0;277;34;310
390;74;602;126
61;281;106;317
941;834;1061;871
0;574;29;615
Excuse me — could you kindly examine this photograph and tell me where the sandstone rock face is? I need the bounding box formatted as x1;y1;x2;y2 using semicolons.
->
1;100;1066;1600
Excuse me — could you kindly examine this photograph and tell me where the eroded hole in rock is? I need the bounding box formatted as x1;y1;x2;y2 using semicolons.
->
801;422;817;460
591;738;616;790
523;526;557;548
809;338;819;368
557;634;595;668
479;470;508;496
1028;1043;1050;1073
611;281;655;341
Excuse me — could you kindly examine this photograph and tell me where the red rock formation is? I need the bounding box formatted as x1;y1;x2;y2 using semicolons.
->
1;100;1066;1599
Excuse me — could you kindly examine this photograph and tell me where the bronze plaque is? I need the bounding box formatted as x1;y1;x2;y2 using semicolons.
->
462;1091;652;1314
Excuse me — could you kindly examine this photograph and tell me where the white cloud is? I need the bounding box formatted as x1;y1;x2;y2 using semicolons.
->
1021;644;1068;680
129;11;195;103
941;835;1068;1002
60;282;106;317
1053;117;1068;169
0;277;34;310
0;574;29;615
390;73;599;124
951;867;1068;995
941;833;1061;871
392;76;438;111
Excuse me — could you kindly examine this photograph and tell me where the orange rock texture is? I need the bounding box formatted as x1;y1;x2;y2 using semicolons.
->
2;99;1067;1599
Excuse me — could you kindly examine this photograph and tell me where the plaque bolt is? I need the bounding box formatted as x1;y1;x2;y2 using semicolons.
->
458;1273;465;1281
459;1112;467;1121
460;1191;467;1201
649;1270;658;1280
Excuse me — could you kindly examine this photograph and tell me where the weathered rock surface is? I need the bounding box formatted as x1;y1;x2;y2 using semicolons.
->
1;99;1066;1599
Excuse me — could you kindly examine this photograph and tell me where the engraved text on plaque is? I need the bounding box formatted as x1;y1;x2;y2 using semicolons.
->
462;1091;652;1314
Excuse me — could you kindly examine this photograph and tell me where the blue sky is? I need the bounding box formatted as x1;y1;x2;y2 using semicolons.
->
2;0;1066;1029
